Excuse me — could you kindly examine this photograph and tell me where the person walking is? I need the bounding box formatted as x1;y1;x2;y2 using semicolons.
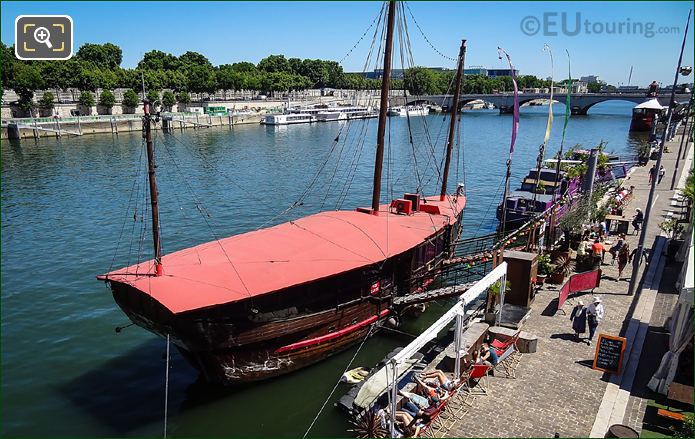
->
658;165;666;184
586;297;605;346
569;300;587;340
632;208;644;235
648;165;656;183
617;242;631;280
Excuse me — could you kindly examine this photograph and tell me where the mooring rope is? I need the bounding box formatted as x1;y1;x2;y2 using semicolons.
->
163;334;170;438
302;325;375;438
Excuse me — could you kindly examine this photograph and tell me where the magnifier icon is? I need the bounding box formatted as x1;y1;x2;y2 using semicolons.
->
33;26;52;49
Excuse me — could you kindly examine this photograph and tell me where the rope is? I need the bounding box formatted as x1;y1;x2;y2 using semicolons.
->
339;3;385;65
404;1;457;62
163;334;170;438
302;325;376;438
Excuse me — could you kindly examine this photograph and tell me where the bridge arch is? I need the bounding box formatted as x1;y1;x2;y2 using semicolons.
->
570;98;643;115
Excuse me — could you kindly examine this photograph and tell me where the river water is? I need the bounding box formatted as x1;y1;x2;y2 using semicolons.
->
1;102;647;436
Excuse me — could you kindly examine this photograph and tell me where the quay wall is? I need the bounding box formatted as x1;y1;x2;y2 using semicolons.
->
1;113;263;140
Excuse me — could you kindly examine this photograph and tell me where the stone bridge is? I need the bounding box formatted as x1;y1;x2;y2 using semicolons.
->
401;93;690;115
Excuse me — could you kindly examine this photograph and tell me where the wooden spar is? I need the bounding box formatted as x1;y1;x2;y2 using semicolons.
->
440;39;467;201
143;100;163;276
371;0;396;215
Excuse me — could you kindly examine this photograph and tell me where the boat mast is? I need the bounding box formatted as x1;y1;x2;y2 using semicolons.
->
440;39;467;201
370;0;396;215
143;99;163;276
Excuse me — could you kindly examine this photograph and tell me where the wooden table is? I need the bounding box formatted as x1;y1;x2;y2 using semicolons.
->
668;382;694;406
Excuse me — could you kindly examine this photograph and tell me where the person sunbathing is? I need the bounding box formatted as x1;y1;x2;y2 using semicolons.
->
414;375;450;401
419;369;458;391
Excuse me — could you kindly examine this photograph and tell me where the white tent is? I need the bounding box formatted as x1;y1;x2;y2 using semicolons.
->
647;228;694;394
634;98;664;110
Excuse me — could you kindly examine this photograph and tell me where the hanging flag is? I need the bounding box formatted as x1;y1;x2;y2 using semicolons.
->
543;44;554;145
498;47;519;154
561;49;572;144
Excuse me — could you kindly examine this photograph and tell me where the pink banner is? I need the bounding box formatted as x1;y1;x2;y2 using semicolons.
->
557;269;602;311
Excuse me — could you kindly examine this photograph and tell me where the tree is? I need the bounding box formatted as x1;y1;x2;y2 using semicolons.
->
176;91;191;105
146;89;161;107
76;43;123;68
122;89;139;109
78;91;95;114
99;89;116;108
258;54;290;73
38;91;55;111
137;50;181;71
404;67;439;95
587;82;602;93
161;90;176;110
12;63;44;115
179;51;211;67
186;64;217;94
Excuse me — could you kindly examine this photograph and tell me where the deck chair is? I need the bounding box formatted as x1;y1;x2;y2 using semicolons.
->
492;343;518;379
492;332;522;367
461;364;490;396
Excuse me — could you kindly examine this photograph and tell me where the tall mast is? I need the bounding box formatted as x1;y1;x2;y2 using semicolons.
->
440;39;467;201
143;99;163;276
371;0;396;215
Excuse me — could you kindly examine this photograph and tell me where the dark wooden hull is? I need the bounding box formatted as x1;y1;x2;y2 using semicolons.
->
108;215;463;384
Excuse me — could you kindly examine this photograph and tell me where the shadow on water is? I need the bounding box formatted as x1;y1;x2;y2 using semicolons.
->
58;338;199;434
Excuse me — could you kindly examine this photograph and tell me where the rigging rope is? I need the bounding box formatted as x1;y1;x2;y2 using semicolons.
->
302;325;375;439
403;1;457;62
163;334;170;439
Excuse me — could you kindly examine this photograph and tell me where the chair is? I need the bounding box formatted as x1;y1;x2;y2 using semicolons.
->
461;364;490;396
493;344;518;379
492;332;522;367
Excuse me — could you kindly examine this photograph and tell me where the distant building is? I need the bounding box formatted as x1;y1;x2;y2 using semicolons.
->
486;68;520;78
580;75;600;84
464;67;488;76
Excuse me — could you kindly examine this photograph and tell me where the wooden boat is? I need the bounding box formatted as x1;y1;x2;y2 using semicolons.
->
98;2;469;385
629;99;664;131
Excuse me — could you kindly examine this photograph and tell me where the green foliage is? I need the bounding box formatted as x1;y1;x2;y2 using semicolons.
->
122;89;139;108
537;255;553;276
258;54;291;73
488;279;511;296
161;90;176;110
682;170;694;203
672;414;694;438
185;64;217;94
552;255;572;277
404;67;439;95
99;89;116;108
78;91;95;108
659;217;685;239
146;89;161;107
176;91;191;105
38;92;55;110
76;43;122;69
587;82;602;93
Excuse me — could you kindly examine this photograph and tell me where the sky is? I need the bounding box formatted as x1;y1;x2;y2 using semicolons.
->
1;1;693;86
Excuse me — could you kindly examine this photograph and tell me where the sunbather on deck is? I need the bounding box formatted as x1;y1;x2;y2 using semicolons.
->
414;375;450;401
419;369;458;391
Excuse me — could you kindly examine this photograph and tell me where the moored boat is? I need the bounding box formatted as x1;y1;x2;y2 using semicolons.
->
387;105;430;117
98;2;470;385
261;113;315;125
629;98;664;131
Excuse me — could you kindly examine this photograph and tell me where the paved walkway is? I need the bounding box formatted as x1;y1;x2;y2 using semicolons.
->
447;128;693;438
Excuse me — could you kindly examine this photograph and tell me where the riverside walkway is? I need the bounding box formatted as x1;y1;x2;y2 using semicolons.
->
446;127;693;438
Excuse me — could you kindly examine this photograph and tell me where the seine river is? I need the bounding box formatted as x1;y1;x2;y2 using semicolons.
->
1;101;647;436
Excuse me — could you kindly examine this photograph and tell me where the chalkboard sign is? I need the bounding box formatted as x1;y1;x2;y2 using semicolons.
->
592;334;626;374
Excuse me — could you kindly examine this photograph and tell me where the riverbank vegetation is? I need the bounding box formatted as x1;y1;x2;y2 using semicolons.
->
2;41;558;110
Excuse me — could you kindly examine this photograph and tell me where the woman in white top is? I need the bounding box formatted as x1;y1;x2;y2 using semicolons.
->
586;296;605;345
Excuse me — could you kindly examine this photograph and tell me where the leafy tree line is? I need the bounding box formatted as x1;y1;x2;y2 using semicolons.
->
1;41;562;113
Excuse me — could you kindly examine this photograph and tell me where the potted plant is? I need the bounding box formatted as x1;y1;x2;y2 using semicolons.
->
659;218;685;261
535;181;546;194
484;280;511;325
536;255;552;285
549;255;572;284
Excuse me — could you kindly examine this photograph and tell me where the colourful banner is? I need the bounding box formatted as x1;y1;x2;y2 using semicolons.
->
498;47;519;154
543;44;554;145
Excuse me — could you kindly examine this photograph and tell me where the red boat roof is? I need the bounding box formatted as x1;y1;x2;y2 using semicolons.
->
100;195;465;314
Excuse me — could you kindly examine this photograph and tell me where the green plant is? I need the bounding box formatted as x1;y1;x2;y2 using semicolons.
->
535;181;546;194
672;414;693;438
682;170;694;203
488;279;511;296
99;89;116;108
537;255;553;276
161;90;176;110
659;217;685;239
122;89;139;108
552;255;572;277
177;91;191;104
78;91;95;108
38;92;55;110
146;89;161;107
